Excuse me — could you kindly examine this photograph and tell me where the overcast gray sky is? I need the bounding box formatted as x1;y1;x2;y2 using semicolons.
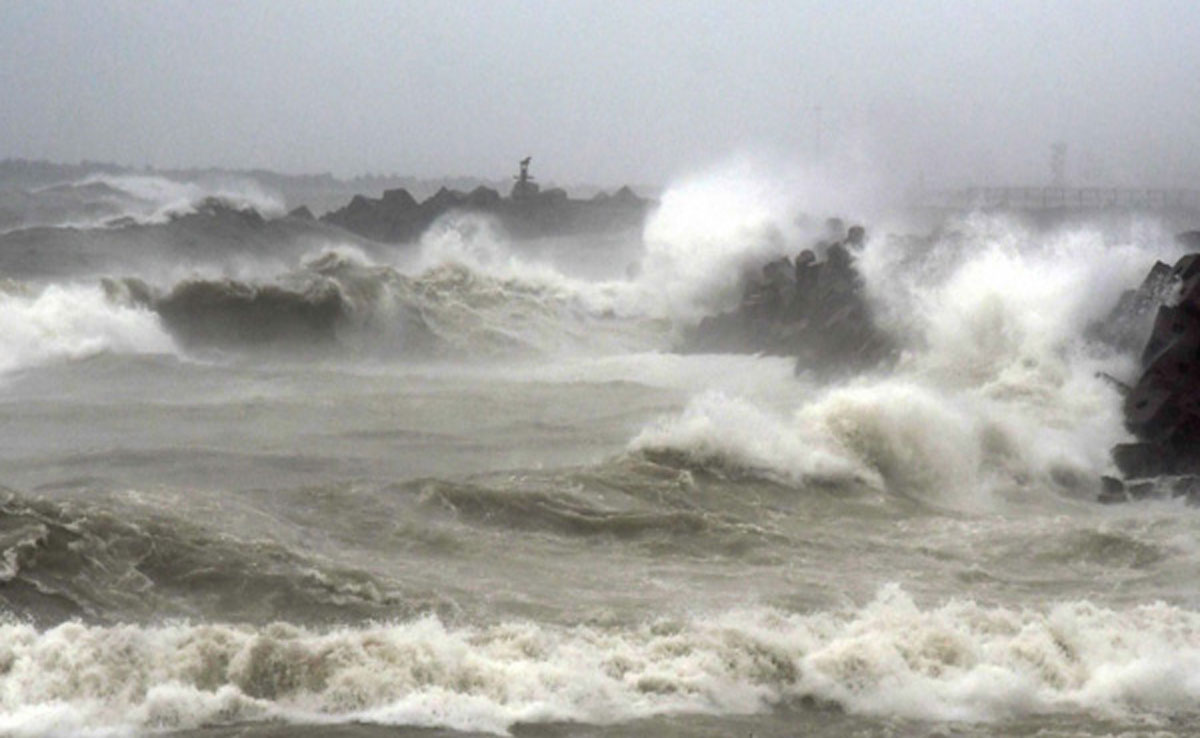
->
2;0;1198;188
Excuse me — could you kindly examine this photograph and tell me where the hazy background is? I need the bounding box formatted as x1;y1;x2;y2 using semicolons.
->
2;0;1198;189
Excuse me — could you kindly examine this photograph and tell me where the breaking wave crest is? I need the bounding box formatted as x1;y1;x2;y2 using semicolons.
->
633;163;802;321
5;585;1200;736
629;214;1183;507
0;246;666;373
76;173;286;225
0;281;175;374
134;248;668;358
0;174;285;233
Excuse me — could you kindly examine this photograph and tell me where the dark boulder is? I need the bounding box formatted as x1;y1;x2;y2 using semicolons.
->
422;187;466;212
611;186;640;206
343;194;374;216
1103;239;1200;502
380;188;418;211
323;188;434;243
680;225;894;376
465;186;501;208
1086;259;1173;353
319;161;653;244
540;187;569;203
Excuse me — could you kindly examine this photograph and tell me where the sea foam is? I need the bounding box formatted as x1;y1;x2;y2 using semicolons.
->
4;587;1200;736
0;283;176;374
627;209;1181;507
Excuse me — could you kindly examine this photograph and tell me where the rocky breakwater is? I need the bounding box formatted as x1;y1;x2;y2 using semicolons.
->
1100;231;1200;502
321;179;652;244
681;223;895;376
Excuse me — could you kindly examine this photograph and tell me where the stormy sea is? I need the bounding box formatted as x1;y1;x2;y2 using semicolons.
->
3;171;1200;738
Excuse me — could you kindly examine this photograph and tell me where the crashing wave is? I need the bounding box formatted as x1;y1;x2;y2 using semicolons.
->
0;281;176;374
0;174;285;234
95;250;667;358
629;214;1183;506
4;584;1200;735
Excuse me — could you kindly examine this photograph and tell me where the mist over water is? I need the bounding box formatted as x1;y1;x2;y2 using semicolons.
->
3;167;1200;738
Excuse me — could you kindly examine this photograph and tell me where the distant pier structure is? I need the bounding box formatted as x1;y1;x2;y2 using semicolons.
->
913;186;1200;213
511;156;540;200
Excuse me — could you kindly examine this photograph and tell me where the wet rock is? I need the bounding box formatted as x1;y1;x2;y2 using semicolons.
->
1104;238;1200;502
540;187;569;204
320;160;653;244
1098;475;1127;504
1112;441;1170;478
322;186;451;243
680;225;894;376
1099;474;1200;504
380;187;418;211
1086;259;1173;353
611;186;641;206
465;186;501;208
422;186;466;212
